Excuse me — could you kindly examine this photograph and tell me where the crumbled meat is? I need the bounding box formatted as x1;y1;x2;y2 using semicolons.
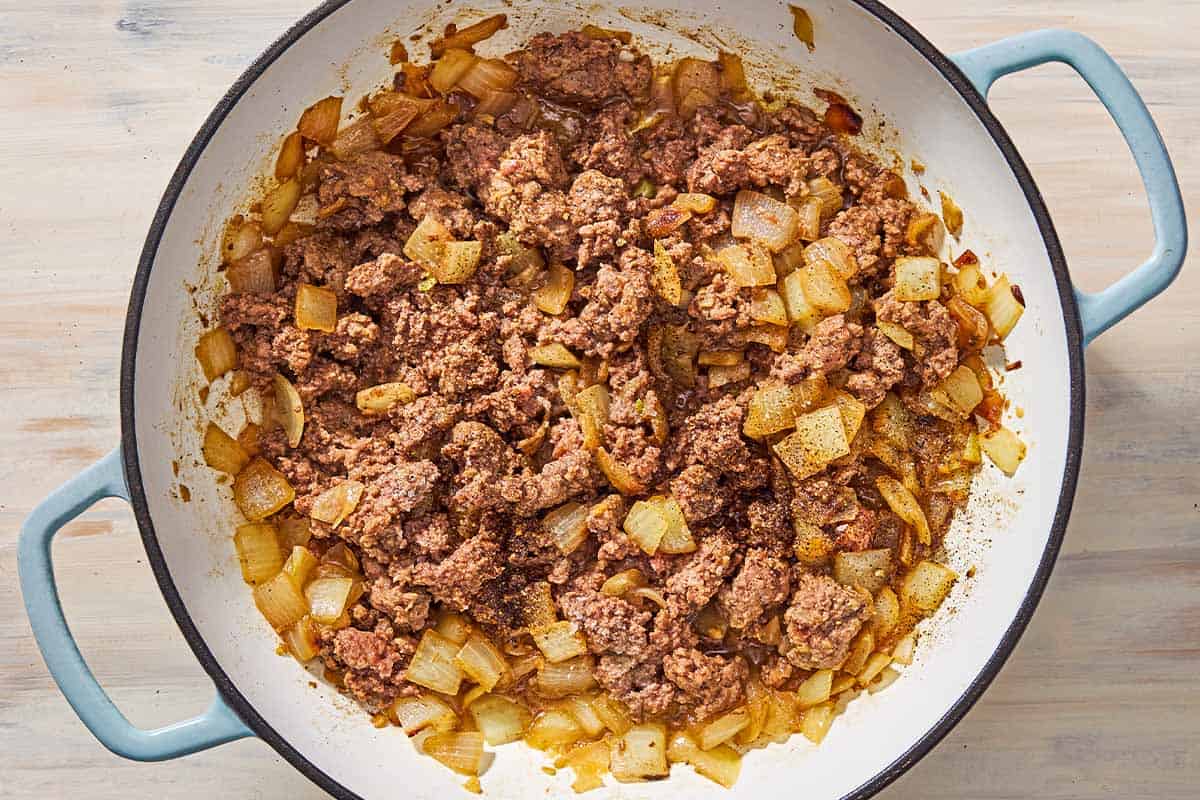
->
666;534;738;614
670;465;725;523
514;31;651;107
875;292;959;385
772;314;863;381
847;328;905;407
718;548;791;629
412;535;504;612
782;572;873;669
559;590;651;656
317;151;419;230
662;648;749;722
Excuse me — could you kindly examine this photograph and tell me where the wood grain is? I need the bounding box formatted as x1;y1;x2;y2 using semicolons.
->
0;1;1195;797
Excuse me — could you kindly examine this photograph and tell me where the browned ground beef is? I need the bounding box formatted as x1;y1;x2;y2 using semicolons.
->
218;29;986;724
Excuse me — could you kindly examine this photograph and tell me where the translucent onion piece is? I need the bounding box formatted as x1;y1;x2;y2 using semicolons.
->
532;261;575;315
227;248;280;294
876;475;931;545
529;343;582;370
573;383;610;452
469;694;531;745
202;422;250;475
743;382;800;438
894;256;942;302
273;374;305;447
832;548;893;594
433;240;482;284
409;630;465;695
873;585;901;641
304;576;355;624
732;190;800;252
525;708;585;750
807;177;843;219
793;196;823;242
872;392;914;449
561;738;611;793
717;50;754;102
261;177;301;236
868;665;901;694
455;632;510;691
697;708;749;750
356;382;416;415
429;48;479;94
596;447;645;495
430;13;508;56
953;263;990;307
654;496;696;554
698;349;743;367
749;287;789;326
832;389;867;442
857;652;892;687
474;88;520;119
543;502;590;555
423;731;485;776
673;58;721;107
674;192;718;214
795;669;834;710
932;365;983;415
536;655;596;698
530;620;589;664
368;91;426;143
804;236;857;280
277;516;312;549
309;480;365;527
779;270;823;333
981;425;1026;476
906;212;946;254
661;323;700;386
233;457;295;521
195;327;238;382
516;581;558;630
404;100;460;138
591;693;634;735
800;702;835;744
282;545;319;588
668;732;742;788
404;215;453;269
946;295;990;353
329;118;381;161
283;616;320;662
708;362;752;388
875;320;914;350
601;568;645;597
984;275;1025;340
611;723;669;782
745;324;789;353
891;632;917;665
393;694;459;735
253;570;308;630
275;132;305;180
623;500;668;555
224;219;264;263
651;240;683;304
297;95;342;145
233;523;283;585
457;58;519;99
773;405;851;480
558;695;606;737
939;190;964;237
799;260;851;315
644;205;692;238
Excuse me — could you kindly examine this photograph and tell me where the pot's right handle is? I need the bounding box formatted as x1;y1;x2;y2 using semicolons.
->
951;29;1187;345
17;447;254;761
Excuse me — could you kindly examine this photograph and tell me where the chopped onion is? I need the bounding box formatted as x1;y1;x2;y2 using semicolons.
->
573;383;610;451
953;262;990;307
698;349;743;367
876;475;931;545
261;178;301;235
304;576;355;624
795;669;834;710
455;632;509;691
233;457;295;521
432;240;480;284
227;248;280;294
673;57;720;108
717;50;754;102
905;212;945;254
468;694;531;745
309;480;364;528
745;324;789;353
717;242;775;287
624;500;668;555
651;240;683;305
405;215;452;270
281;545;318;588
800;702;835;744
601;568;644;597
872;392;914;448
591;694;634;735
529;343;582;370
356;382;416;415
793;196;823;242
405;100;459;138
749;287;789;326
611;723;668;782
773;405;850;479
799;260;851;315
409;630;465;695
368;91;427;143
832;549;893;594
939;190;963;237
807;177;843;219
233;523;283;585
277;516;312;549
430;13;508;56
457;58;519;98
842;628;873;675
697;708;749;750
743;382;800;438
708;362;752;388
253;570;308;630
732;190;800;252
474;89;518;119
804;236;857;280
981;425;1026;476
544;502;590;555
891;632;917;665
655;496;696;554
674;193;718;214
530;621;589;664
932;365;983;415
876;320;914;350
423;731;485;776
394;694;459;735
272;374;305;447
873;586;901;641
946;295;990;353
894;256;942;302
984;275;1024;340
668;732;741;788
832;389;867;441
202;422;250;475
516;580;558;630
429;48;479;94
275;131;305;179
224;219;264;263
195;327;238;382
779;270;823;333
596;447;645;495
644;204;692;238
857;651;892;687
582;23;632;43
329;118;381;160
525;708;585;750
283;616;320;662
558;695;606;738
532;261;574;315
536;655;596;698
297;96;342;145
868;665;901;694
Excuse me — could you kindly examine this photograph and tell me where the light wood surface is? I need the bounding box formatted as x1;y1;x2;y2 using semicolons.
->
1;1;1196;797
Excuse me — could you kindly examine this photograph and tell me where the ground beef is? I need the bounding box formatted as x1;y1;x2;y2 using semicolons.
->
782;573;873;669
213;25;995;737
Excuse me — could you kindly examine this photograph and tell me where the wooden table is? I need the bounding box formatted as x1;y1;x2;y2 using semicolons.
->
1;1;1195;797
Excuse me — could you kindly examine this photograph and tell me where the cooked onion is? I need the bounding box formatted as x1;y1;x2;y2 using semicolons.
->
749;287;789;326
252;570;308;630
804;236;857;280
536;655;596;698
651;240;683;304
529;343;582;370
673;58;720;112
744;382;800;438
793;196;823;242
430;13;508;56
981;425;1026;475
900;560;957;616
876;320;914;350
732;190;801;252
543;501;590;555
409;630;465;695
939;190;963;237
573;383;610;451
454;632;510;691
984;275;1024;340
932;365;983;415
832;549;893;594
795;669;834;710
876;475;931;545
283;616;320;662
525;708;585;750
422;731;486;776
717;242;776;287
530;621;588;664
227;248;279;294
433;240;482;284
275;132;305;179
779;270;823;333
429;48;479;94
368;91;427;142
356;382;416;415
832;389;867;442
807;177;843;219
273;374;305;447
233;523;283;585
393;694;458;736
281;545;318;588
405;99;460;138
309;480;364;528
799;260;851;315
708;362;751;388
893;256;941;302
601;568;645;597
329;118;381;160
905;212;945;254
654;496;696;554
718;50;754;102
623;500;667;555
773;405;851;480
457;58;519;99
473;89;519;119
469;695;531;746
297;96;342;145
224;219;264;262
697;708;749;750
261;178;301;235
611;723;669;781
532;261;574;315
953;262;990;307
233;457;295;521
202;422;250;475
674;192;718;214
305;576;355;624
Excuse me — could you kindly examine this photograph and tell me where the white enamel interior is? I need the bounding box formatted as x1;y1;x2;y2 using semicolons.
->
129;1;1074;798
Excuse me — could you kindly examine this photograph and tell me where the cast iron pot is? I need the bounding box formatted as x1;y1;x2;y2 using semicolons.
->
19;1;1186;798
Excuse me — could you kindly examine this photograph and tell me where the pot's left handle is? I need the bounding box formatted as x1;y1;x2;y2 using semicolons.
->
18;447;254;761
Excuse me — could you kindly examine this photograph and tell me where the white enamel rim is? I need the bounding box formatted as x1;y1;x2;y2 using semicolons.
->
119;1;1085;799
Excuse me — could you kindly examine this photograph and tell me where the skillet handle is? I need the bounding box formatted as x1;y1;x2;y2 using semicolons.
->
17;447;254;761
951;29;1186;346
